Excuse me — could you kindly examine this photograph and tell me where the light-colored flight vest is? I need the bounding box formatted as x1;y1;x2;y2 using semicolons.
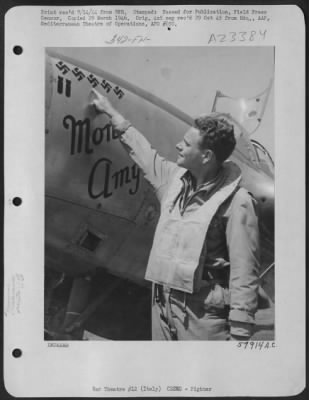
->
145;161;241;294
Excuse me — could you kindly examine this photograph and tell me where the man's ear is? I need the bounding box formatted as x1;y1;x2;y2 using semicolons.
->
202;149;214;164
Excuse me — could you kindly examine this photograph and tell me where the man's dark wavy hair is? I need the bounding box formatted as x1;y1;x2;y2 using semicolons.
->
194;114;236;163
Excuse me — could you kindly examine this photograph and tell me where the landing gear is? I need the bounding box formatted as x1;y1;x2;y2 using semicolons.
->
62;276;125;339
45;264;152;341
45;270;93;340
61;275;93;339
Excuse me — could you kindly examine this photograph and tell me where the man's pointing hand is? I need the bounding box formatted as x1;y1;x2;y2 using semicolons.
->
90;88;114;117
90;88;126;127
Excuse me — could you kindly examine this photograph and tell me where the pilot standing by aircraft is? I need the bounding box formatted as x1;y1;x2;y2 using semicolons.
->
90;88;260;341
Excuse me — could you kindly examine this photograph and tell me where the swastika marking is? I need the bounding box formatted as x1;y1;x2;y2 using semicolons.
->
72;67;86;81
114;86;125;99
56;61;70;75
87;74;100;88
101;79;112;93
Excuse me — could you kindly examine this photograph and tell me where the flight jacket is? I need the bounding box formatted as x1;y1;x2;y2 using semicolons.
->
117;123;260;338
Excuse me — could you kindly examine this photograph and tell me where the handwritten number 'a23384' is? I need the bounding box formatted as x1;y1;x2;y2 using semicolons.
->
208;30;267;44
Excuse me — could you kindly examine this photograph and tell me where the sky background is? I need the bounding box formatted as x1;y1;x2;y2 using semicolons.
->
52;46;274;157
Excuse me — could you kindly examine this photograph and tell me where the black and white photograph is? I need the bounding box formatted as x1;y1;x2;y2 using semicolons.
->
44;47;275;342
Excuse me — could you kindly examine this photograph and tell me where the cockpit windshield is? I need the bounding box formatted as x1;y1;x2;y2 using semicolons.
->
251;139;274;177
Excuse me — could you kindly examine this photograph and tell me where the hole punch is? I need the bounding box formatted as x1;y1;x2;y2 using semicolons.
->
13;46;23;55
12;197;22;206
12;348;22;358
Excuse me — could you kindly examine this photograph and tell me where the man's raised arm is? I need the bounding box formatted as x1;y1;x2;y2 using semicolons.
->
90;88;178;201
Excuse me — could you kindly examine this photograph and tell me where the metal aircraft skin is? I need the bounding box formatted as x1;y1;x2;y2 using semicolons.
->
45;51;274;337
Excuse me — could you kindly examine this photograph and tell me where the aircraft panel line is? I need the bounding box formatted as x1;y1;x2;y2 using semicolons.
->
45;193;136;225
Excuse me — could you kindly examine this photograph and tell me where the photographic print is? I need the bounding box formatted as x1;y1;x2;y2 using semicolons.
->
3;5;305;397
44;47;275;342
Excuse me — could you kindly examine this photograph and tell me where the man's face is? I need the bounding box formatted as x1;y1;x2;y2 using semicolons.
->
176;127;205;171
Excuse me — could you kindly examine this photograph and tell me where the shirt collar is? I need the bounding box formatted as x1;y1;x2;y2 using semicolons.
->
180;161;242;194
181;167;225;194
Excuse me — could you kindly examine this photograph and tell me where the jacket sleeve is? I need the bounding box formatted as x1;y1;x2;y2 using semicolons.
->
226;188;260;338
117;123;179;202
